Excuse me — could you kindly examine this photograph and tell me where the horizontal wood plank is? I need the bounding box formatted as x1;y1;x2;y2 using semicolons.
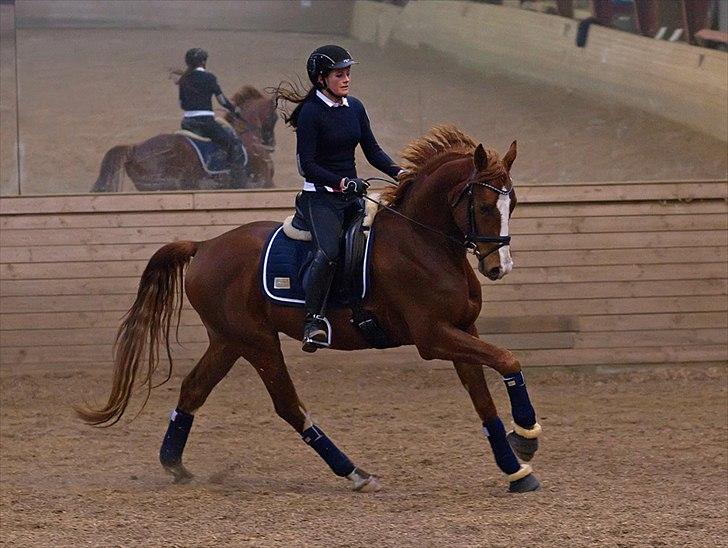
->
0;309;202;330
500;263;728;283
3;311;724;336
1;182;725;216
2;199;725;232
2;214;725;247
3;343;725;367
574;329;727;348
0;326;575;350
2;231;725;263
576;312;727;332
480;295;726;316
3;247;725;282
515;345;728;366
3;292;724;316
4;325;722;350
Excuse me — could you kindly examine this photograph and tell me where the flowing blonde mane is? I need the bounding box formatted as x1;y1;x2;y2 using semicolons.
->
384;125;504;206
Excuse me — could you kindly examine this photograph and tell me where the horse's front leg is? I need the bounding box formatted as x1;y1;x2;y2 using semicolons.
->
453;360;540;493
418;324;542;489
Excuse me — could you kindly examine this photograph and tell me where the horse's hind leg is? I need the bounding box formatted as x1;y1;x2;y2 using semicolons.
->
160;340;241;483
245;335;380;492
453;360;540;493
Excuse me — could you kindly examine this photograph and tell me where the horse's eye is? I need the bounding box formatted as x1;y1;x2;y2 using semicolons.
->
479;204;496;215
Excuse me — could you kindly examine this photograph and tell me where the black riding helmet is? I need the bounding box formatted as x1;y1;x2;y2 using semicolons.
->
306;45;358;88
185;48;208;68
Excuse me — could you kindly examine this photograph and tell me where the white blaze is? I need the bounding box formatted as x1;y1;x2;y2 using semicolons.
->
496;191;513;277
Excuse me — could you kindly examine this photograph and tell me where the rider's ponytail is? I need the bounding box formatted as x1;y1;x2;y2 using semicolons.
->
269;80;316;129
169;67;192;86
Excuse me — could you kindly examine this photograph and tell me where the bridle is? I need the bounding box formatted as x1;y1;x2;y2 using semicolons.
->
450;171;513;259
363;173;513;260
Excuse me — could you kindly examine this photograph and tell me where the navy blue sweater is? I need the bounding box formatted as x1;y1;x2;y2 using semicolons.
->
179;70;222;111
296;93;400;190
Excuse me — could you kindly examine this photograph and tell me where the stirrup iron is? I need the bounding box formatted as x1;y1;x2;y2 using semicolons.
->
302;315;330;353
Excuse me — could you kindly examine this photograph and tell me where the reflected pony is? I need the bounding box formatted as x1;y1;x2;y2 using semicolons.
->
91;86;277;192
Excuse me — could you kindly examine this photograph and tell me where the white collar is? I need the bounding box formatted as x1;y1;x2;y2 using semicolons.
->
194;67;206;72
316;89;349;108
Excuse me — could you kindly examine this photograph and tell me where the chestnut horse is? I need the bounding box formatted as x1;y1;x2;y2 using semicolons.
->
90;86;277;192
77;126;543;493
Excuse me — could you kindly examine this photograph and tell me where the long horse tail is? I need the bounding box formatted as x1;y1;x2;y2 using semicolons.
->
75;240;199;426
91;145;131;192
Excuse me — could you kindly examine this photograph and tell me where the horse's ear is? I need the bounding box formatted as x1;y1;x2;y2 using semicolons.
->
503;140;517;171
473;143;488;171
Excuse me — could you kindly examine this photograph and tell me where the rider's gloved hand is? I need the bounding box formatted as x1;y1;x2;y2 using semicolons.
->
233;106;244;120
341;177;369;197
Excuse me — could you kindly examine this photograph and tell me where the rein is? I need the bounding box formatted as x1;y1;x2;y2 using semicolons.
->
362;174;512;260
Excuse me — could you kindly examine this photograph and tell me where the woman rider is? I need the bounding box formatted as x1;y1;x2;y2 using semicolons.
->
177;48;247;177
274;45;403;352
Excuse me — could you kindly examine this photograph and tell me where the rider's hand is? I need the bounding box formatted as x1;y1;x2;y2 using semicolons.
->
234;106;244;120
341;177;369;196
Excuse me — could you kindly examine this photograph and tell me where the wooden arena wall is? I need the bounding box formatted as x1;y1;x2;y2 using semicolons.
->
351;1;728;142
1;182;726;371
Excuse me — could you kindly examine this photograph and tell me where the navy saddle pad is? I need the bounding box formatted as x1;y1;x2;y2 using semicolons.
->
261;225;373;308
184;137;230;174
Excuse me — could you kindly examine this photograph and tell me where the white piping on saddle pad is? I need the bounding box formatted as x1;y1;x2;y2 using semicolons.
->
176;129;211;142
181;137;230;175
282;193;381;242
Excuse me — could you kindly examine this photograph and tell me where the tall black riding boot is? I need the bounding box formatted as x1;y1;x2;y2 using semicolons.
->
228;143;248;187
303;250;336;353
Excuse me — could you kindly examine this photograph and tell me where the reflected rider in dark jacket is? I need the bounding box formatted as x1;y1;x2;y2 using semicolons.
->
177;48;247;177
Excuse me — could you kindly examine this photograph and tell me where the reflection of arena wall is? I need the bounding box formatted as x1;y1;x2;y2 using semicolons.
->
352;1;728;141
2;181;726;370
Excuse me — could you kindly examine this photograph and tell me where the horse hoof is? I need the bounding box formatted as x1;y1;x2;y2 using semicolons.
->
354;475;381;493
349;468;382;492
164;463;194;484
507;431;538;462
508;473;541;493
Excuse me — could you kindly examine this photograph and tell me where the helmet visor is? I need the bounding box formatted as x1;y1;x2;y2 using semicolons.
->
330;59;358;70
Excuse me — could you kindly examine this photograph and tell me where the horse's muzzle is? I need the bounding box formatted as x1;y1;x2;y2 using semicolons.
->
478;257;512;281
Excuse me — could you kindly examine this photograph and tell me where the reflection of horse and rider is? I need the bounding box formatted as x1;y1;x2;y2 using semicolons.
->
78;44;545;495
90;49;277;192
177;48;248;180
